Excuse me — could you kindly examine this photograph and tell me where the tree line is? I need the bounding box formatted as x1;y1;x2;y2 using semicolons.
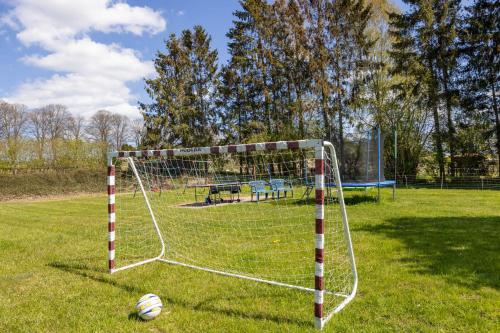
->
141;0;498;177
0;101;144;171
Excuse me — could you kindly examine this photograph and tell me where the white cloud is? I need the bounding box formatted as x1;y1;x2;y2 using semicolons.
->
21;38;153;81
8;74;141;118
0;0;166;117
176;10;185;16
6;0;166;48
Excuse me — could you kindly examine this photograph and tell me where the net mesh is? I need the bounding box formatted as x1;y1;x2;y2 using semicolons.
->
113;146;355;316
342;129;385;183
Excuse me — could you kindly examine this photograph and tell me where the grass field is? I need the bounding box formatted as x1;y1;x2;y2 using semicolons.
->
0;188;498;332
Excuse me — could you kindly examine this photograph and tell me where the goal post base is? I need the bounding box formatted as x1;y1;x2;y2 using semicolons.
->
112;256;352;299
109;256;161;274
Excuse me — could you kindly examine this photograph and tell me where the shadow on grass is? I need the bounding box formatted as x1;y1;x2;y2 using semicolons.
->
127;311;141;321
358;216;500;289
291;193;378;206
48;261;312;328
343;194;378;205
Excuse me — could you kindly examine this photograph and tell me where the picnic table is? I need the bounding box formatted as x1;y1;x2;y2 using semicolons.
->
186;182;241;204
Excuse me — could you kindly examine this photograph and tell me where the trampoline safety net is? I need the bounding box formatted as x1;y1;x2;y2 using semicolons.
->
340;128;385;183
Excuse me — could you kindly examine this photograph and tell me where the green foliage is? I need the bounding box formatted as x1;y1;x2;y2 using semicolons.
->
460;0;500;175
0;139;106;172
389;0;462;177
137;0;499;177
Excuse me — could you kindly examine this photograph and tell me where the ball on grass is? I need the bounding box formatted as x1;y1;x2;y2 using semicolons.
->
136;294;162;320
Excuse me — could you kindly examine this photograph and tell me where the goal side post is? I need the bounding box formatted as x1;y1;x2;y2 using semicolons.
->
107;158;115;273
314;144;325;328
108;156;166;274
317;141;358;328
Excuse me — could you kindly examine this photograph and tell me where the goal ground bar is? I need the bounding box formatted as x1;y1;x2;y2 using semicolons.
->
157;258;349;298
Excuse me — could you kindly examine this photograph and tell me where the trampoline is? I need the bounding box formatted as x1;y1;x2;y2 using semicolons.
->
337;127;396;200
304;127;397;201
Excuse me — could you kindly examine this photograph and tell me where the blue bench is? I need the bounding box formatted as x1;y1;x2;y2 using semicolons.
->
249;180;276;202
270;179;293;199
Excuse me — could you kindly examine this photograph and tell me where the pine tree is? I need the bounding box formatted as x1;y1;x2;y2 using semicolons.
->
223;0;265;143
185;26;220;146
327;0;373;167
389;0;460;178
302;0;333;140
140;26;219;148
435;0;461;176
276;0;311;138
461;0;499;175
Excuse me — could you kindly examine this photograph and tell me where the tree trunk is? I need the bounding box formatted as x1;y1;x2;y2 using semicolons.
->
429;62;445;178
264;85;272;137
321;87;330;141
431;96;445;179
491;78;500;177
286;81;293;127
337;94;344;176
442;67;456;176
297;89;304;138
37;139;44;161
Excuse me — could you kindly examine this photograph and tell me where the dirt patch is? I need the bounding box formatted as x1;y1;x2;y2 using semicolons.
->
0;192;105;203
177;196;254;208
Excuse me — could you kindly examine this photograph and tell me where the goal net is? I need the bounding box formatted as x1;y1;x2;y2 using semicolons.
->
107;139;357;329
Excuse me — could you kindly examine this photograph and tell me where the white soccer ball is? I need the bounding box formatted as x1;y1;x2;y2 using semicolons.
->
135;294;162;320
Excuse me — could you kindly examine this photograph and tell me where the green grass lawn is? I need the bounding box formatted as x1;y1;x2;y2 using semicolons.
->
0;189;498;332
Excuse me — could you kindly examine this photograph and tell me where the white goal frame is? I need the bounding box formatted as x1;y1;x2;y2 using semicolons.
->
107;139;357;329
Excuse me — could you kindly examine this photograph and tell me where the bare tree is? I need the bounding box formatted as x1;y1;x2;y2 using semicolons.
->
86;110;113;144
0;100;9;139
44;104;71;140
29;108;50;160
86;109;115;161
29;104;71;163
68;115;86;140
111;114;130;150
47;104;71;162
131;118;145;148
0;101;28;169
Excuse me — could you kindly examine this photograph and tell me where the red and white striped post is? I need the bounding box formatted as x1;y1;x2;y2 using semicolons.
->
314;145;325;329
107;158;116;273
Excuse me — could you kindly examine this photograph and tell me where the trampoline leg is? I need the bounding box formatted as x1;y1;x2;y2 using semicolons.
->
392;183;396;200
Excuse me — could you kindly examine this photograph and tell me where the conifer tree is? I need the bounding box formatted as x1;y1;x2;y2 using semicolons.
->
389;0;461;178
461;0;499;175
140;26;219;148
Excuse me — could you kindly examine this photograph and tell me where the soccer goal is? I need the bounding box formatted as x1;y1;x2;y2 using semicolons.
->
107;139;357;329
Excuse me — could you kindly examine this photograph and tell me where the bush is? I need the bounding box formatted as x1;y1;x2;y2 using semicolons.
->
0;169;105;199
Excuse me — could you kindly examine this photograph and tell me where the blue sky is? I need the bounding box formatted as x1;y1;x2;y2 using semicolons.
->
0;0;404;118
